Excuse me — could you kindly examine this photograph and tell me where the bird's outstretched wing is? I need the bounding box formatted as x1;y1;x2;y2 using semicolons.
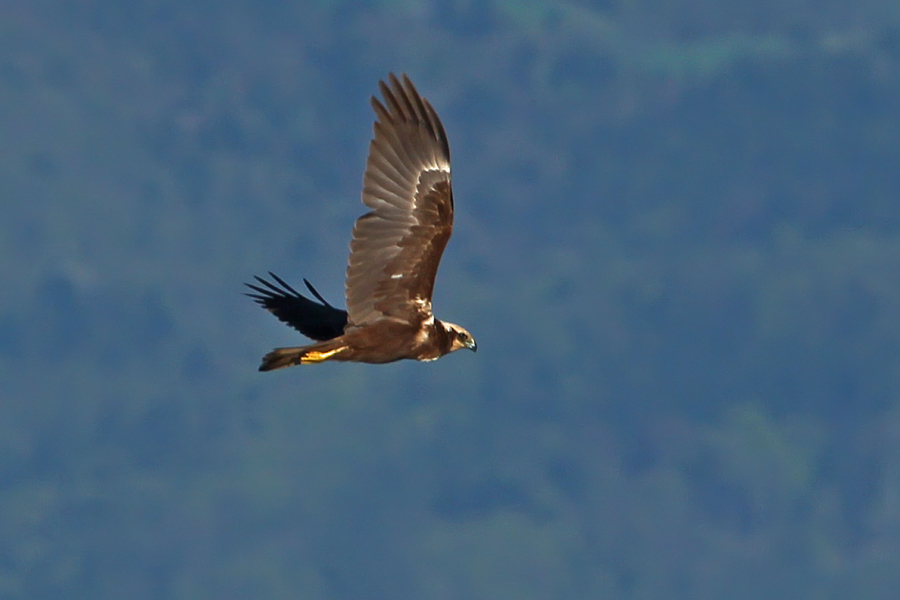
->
345;73;454;326
245;272;347;341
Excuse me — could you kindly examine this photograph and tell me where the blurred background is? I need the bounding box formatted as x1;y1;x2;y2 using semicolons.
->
2;0;900;598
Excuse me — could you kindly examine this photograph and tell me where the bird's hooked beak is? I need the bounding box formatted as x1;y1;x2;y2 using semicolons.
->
467;338;477;352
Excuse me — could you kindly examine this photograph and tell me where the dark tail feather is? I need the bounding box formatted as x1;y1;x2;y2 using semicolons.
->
259;340;349;371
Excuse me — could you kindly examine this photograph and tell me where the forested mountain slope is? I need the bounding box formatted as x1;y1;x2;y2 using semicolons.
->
2;1;900;597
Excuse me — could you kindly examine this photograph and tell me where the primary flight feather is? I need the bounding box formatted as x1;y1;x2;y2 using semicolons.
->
246;73;476;371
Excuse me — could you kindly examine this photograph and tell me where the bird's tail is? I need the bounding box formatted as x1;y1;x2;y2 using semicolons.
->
258;340;349;371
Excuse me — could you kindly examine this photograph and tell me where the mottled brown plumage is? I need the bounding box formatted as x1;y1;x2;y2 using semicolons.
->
247;73;476;371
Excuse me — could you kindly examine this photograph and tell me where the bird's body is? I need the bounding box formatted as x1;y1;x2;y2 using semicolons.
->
246;73;476;371
258;316;460;370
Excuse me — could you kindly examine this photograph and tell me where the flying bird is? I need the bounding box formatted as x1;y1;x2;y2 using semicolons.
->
246;73;476;371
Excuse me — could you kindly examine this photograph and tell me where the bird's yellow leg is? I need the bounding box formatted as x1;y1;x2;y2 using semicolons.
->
300;346;347;364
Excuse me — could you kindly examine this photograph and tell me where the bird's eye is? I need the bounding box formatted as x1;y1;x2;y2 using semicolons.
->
457;332;468;341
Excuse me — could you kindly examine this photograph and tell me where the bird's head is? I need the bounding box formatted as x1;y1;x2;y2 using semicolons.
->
443;322;477;353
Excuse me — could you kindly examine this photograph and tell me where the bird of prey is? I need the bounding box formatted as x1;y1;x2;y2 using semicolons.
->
246;73;476;371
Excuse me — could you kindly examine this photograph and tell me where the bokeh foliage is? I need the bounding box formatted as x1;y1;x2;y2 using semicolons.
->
2;0;900;597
